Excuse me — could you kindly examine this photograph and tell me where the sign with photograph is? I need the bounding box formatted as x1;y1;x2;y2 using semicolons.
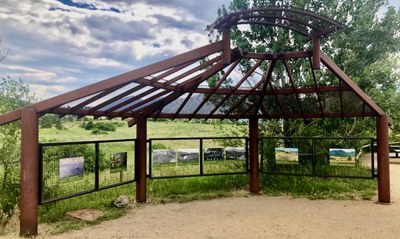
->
110;152;128;173
153;149;177;163
59;156;84;178
204;148;224;161
275;148;299;164
226;147;246;160
177;149;199;162
329;148;356;164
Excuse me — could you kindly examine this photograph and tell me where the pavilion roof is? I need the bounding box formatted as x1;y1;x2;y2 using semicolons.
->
0;8;385;127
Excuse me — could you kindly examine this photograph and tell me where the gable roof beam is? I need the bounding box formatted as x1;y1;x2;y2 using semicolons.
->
320;50;384;116
0;41;224;126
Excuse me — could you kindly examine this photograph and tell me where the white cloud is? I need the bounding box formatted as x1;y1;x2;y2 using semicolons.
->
0;0;231;100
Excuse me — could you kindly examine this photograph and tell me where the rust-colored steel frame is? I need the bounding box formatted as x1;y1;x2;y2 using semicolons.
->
209;7;342;36
1;9;392;238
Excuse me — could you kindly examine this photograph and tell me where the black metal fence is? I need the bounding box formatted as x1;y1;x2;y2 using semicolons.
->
260;137;375;179
38;136;376;204
39;139;136;204
148;137;249;179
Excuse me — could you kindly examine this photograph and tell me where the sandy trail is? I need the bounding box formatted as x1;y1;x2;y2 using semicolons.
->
41;164;400;239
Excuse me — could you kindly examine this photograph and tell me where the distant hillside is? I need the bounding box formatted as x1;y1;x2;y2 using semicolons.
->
329;149;355;157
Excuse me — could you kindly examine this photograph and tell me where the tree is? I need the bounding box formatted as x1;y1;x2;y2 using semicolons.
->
214;0;400;138
0;77;35;231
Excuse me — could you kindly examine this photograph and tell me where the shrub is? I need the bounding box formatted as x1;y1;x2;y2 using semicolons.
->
85;121;94;130
94;122;116;132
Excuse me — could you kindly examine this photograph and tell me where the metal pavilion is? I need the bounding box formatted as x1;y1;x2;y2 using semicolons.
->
0;8;391;237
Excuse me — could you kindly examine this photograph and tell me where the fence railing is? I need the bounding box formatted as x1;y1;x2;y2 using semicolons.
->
259;136;375;179
39;138;136;204
148;137;249;179
38;136;376;204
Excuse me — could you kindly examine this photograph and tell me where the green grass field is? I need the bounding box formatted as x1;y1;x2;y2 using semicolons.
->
39;120;240;143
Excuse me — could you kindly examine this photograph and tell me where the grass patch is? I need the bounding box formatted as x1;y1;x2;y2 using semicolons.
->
148;175;249;203
261;174;377;200
39;184;135;234
39;121;240;143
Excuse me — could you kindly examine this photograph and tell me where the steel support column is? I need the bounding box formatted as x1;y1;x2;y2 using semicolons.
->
249;117;259;194
20;107;39;236
135;117;147;202
376;114;390;203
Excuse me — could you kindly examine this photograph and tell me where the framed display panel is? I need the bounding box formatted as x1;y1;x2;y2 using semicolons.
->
98;141;135;188
59;156;84;179
329;148;356;166
40;143;95;202
150;139;200;177
260;137;313;175
314;138;372;177
202;138;247;175
275;147;299;164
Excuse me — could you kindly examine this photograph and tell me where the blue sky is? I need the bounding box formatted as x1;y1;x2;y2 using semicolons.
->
0;0;398;100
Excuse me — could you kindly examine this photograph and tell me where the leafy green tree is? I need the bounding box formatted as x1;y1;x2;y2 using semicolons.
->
214;0;400;138
0;77;35;231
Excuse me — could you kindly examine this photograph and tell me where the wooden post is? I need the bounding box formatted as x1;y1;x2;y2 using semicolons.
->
249;117;259;194
135;117;147;202
312;36;320;70
20;107;39;236
222;28;231;65
376;114;390;203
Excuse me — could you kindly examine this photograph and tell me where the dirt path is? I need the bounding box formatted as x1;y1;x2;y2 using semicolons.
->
39;164;400;239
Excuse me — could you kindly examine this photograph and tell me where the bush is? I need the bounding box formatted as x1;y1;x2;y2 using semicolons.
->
84;121;116;132
55;121;63;130
85;121;94;130
94;122;116;131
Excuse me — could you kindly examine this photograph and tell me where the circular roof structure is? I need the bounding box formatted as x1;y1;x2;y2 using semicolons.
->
209;7;342;36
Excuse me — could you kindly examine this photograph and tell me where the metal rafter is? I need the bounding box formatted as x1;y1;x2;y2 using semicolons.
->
339;79;344;117
188;59;241;120
204;59;264;119
253;60;276;117
309;57;324;117
127;57;236;126
221;67;272;120
283;60;304;117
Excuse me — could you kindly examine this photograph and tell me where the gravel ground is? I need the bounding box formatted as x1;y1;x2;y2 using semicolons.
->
4;164;400;239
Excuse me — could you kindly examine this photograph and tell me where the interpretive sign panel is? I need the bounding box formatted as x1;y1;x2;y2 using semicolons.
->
59;156;84;178
226;147;246;160
329;148;356;164
153;149;177;163
110;152;128;173
204;148;224;161
177;149;199;162
275;148;299;164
